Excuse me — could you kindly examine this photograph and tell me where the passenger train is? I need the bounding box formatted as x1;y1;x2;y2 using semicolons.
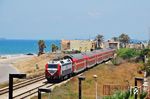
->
45;48;115;82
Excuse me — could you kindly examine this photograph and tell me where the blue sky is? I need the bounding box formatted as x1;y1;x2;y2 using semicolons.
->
0;0;150;40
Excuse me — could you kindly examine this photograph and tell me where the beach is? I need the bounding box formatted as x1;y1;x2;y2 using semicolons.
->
0;39;61;84
0;53;64;84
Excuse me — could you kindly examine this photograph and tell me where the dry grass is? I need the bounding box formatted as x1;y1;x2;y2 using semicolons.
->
0;53;65;88
0;53;56;88
13;53;65;78
31;62;143;99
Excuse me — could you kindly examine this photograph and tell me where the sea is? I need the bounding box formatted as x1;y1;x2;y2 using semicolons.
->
0;39;60;55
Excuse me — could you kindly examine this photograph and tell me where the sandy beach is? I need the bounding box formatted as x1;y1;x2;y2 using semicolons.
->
0;54;35;63
0;53;64;84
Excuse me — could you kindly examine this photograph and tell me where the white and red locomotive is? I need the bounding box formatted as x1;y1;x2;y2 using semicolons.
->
45;48;115;81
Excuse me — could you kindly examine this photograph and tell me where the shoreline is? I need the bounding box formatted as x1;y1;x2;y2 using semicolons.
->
0;52;63;85
0;54;36;61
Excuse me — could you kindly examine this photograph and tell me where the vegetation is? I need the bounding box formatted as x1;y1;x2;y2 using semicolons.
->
103;90;131;99
148;40;150;49
111;57;123;65
119;33;130;48
140;48;150;57
51;44;59;52
143;58;150;76
137;48;150;76
117;48;140;59
31;62;142;99
112;37;119;41
38;40;46;56
103;90;147;99
140;91;147;99
95;34;104;49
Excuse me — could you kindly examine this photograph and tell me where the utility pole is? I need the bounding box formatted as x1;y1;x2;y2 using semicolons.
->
93;75;98;99
78;76;85;99
9;74;26;99
38;88;51;99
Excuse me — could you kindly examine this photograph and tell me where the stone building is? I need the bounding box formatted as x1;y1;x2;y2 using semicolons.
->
61;40;95;52
61;40;70;50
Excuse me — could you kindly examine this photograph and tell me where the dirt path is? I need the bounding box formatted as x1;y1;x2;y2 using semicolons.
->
0;64;19;83
0;55;34;84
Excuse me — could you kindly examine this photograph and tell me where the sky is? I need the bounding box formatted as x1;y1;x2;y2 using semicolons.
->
0;0;150;40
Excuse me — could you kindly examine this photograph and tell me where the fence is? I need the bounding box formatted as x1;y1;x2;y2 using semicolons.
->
103;84;129;96
103;84;150;99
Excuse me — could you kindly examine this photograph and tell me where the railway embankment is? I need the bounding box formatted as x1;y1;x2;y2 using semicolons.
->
31;61;143;99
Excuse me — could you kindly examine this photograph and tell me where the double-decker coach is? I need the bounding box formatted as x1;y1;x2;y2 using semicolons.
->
84;51;97;68
64;53;87;73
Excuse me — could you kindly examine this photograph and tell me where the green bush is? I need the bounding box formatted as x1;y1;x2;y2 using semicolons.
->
140;48;150;57
144;58;150;76
111;57;123;65
103;90;147;99
117;48;140;59
103;91;130;99
140;91;147;99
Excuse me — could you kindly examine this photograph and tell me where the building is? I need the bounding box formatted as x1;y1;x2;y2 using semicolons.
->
61;40;70;51
127;43;144;49
101;40;120;49
108;41;120;49
126;40;146;49
61;40;95;52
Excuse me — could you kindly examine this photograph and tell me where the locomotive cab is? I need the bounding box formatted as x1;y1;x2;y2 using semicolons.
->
45;58;72;82
45;61;61;81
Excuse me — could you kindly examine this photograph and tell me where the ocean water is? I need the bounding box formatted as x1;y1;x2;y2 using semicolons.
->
0;40;60;55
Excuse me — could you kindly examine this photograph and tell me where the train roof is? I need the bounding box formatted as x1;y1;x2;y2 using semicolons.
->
64;53;85;60
64;48;115;60
83;51;95;57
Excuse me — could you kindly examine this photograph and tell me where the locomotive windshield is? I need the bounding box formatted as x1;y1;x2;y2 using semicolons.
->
48;64;58;68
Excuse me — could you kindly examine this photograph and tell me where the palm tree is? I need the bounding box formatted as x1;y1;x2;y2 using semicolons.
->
148;40;150;48
51;44;58;52
38;40;46;56
119;33;130;48
95;34;104;49
112;37;119;41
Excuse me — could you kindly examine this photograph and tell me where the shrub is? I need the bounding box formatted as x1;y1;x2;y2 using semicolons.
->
140;48;150;57
111;57;123;65
103;91;130;99
103;90;147;99
143;58;150;76
117;48;140;59
140;91;147;99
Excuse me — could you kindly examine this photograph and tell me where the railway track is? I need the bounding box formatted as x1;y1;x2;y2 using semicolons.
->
0;59;111;99
12;78;72;99
0;74;76;99
13;83;54;99
0;75;45;95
